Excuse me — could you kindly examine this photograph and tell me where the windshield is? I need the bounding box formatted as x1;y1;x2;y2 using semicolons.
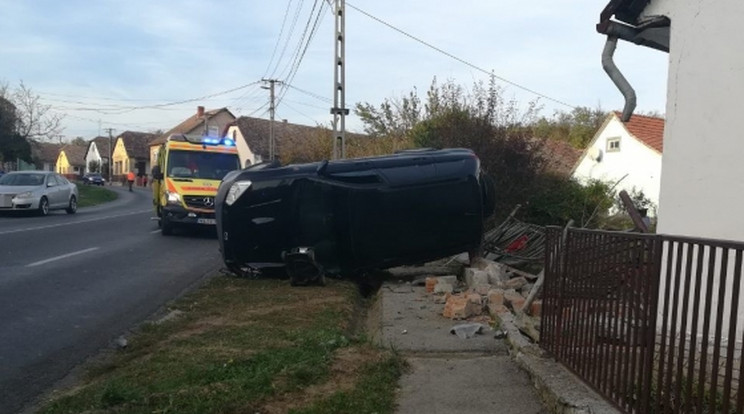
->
166;150;240;180
0;173;45;186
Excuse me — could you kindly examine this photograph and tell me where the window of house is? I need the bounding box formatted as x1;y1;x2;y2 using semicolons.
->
607;137;621;152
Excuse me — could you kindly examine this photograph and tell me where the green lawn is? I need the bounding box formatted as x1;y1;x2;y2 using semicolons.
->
38;275;405;414
75;183;118;208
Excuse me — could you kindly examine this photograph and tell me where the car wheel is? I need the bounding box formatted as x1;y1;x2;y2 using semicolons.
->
66;195;77;214
161;215;174;236
38;197;49;216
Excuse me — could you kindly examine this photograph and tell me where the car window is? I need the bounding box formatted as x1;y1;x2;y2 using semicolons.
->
56;175;70;185
0;173;45;186
47;175;58;186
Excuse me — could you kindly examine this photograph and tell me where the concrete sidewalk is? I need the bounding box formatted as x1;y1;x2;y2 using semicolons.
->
370;280;620;414
370;281;546;414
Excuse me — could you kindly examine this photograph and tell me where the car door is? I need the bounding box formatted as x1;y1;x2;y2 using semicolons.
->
45;175;63;208
55;175;73;206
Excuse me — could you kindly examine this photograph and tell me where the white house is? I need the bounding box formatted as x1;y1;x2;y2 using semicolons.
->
572;112;664;213
84;136;112;177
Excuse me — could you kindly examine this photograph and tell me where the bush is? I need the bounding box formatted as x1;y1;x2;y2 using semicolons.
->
521;174;614;228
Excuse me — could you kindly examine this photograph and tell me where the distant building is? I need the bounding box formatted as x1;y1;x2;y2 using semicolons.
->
572;112;664;213
112;131;157;182
26;141;63;171
56;143;88;178
84;136;112;178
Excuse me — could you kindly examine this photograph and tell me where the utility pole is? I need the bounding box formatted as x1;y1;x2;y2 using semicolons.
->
331;0;348;159
104;128;115;184
261;79;282;161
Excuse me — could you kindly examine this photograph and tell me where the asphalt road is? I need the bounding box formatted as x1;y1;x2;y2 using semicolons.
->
0;185;224;414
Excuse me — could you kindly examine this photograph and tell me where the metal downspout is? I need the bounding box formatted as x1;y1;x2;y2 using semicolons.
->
602;36;636;121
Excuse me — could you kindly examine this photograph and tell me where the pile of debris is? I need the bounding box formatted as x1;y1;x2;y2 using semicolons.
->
423;258;543;340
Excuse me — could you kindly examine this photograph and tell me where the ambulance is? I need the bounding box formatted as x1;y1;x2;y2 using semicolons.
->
151;134;240;235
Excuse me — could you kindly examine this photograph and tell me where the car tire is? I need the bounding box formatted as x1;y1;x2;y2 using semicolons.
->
66;195;77;214
161;216;174;236
38;197;49;216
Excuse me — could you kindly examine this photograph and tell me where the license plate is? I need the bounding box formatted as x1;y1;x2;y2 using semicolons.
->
197;218;216;225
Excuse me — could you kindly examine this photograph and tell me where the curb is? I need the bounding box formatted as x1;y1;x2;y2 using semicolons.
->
496;312;621;414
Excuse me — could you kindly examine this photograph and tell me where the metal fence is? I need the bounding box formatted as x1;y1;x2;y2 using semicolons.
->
541;227;744;414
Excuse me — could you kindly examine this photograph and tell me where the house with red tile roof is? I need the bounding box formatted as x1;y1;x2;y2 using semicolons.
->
538;138;583;177
571;112;665;213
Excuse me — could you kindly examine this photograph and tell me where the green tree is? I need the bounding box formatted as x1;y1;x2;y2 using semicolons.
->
88;159;101;173
0;96;31;164
533;106;608;148
71;136;87;146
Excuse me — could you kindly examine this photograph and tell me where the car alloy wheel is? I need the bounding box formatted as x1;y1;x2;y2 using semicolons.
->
38;197;49;216
66;195;77;214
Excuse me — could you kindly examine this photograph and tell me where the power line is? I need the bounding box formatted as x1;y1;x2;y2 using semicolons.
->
268;0;307;79
346;2;575;109
276;0;321;82
284;84;332;103
102;81;262;114
282;97;330;110
277;102;319;125
245;101;271;117
277;0;328;106
264;0;295;78
37;91;168;102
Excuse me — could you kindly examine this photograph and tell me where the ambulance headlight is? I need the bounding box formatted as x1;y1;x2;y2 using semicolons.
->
166;191;181;205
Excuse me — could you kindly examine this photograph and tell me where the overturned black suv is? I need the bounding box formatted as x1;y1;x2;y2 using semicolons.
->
215;148;495;284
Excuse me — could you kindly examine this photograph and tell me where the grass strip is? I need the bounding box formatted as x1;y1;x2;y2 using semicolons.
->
75;183;118;207
39;276;404;414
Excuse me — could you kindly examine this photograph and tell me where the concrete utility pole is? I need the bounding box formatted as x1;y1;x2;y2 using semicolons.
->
104;128;115;184
331;0;348;159
261;79;282;161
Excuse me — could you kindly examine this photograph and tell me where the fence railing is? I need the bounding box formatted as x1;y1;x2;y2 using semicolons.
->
541;227;744;414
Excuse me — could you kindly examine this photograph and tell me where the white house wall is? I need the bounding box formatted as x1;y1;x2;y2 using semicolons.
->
84;143;103;173
630;0;744;350
229;126;258;168
572;117;662;212
647;1;744;241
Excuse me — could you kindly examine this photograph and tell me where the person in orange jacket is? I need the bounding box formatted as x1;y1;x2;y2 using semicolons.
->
127;170;135;192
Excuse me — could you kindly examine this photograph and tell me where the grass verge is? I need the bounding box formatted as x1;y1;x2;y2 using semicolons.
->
38;274;405;414
75;183;118;208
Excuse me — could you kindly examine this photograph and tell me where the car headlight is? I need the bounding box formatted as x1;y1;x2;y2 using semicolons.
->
225;181;252;206
166;191;181;205
15;192;33;199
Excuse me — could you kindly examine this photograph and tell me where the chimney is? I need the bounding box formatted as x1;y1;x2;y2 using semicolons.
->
197;106;205;118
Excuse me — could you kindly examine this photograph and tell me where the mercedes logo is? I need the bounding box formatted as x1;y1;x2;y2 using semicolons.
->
203;197;214;207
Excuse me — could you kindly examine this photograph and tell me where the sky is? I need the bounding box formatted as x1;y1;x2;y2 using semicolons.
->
0;0;670;141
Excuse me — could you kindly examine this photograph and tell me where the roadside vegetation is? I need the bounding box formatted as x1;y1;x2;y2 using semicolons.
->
280;76;655;230
38;275;405;414
75;183;118;208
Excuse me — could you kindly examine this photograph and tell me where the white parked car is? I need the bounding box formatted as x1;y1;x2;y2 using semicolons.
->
0;171;78;215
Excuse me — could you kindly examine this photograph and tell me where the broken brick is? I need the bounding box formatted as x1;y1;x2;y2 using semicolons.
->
487;288;505;306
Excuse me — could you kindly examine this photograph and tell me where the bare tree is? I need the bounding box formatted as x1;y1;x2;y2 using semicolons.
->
9;81;64;141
